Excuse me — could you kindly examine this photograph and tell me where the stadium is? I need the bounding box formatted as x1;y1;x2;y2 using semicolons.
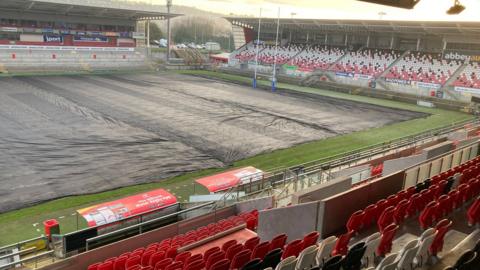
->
0;0;480;270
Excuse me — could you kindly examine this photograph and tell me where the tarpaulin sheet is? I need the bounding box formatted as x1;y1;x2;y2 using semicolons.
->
77;188;177;227
195;166;263;193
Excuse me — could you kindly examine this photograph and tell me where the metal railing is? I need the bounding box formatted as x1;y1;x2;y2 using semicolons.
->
0;250;54;270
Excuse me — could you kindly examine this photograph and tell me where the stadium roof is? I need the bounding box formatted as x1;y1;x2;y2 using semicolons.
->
226;17;480;36
0;0;182;21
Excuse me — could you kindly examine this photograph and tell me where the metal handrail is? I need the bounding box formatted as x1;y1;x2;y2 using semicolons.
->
0;250;54;270
85;201;215;250
0;236;46;253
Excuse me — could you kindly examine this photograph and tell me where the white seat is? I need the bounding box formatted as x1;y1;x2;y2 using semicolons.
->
396;239;420;270
414;232;437;267
275;256;298;270
295;245;318;270
419;228;435;242
362;232;382;268
316;236;337;267
375;253;398;270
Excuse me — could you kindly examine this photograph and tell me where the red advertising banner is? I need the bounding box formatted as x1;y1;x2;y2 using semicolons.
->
195;166;263;193
78;189;177;227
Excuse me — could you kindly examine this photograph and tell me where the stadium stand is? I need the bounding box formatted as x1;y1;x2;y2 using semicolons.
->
231;43;262;62
331;49;401;77
453;62;480;89
288;45;345;71
256;44;303;65
0;49;149;73
385;52;463;85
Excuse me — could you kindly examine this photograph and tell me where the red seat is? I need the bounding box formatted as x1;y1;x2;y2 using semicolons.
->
419;201;439;230
346;210;365;234
245;217;257;231
222;239;238;252
386;194;399;208
154;258;173;270
419;189;433;210
203;246;221;263
375;199;388;220
448;189;460;210
166;246;179;259
469;178;480;197
127;266;141;270
125;256;141;270
226;243;244;261
269;234;287;251
393;199;409;224
98;261;114;270
376;224;398;257
141;250;156;267
406;193;422;217
206;251;225;270
282;239;304;259
377;206;396;232
467;197;480;226
165;261;183;270
174;251;191;264
302;231;320;249
230;249;252;269
429;185;441;200
459;183;472;204
185;254;203;265
429;219;453;256
396;190;408;202
332;231;353;256
251;241;270;260
362;204;377;229
437;195;451;218
244;236;260;251
185;259;205;270
406;186;417;199
209;259;230;270
88;263;102;270
113;256;128;270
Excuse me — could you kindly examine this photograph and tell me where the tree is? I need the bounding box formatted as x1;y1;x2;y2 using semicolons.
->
149;22;163;43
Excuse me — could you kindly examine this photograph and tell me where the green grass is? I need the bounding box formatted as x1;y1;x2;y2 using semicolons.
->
0;70;473;246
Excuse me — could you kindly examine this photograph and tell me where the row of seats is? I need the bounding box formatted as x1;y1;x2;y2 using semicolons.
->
385;52;462;85
453;62;480;89
288;46;345;71
343;156;480;270
232;43;262;62
331;49;401;77
257;44;303;65
87;211;259;270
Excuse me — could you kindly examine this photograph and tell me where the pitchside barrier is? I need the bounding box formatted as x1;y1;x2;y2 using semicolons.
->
216;67;471;112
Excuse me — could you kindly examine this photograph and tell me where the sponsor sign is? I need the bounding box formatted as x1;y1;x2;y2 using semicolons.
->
417;100;435;108
105;31;119;37
0;44;134;51
454;86;480;94
414;81;441;90
44;35;63;43
335;72;354;78
132;32;146;39
1;27;18;32
74;36;108;42
444;51;480;62
195;166;264;193
42;28;54;33
77;188;177;227
386;78;411;85
354;74;372;80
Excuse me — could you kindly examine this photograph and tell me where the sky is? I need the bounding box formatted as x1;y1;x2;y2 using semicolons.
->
148;0;480;21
